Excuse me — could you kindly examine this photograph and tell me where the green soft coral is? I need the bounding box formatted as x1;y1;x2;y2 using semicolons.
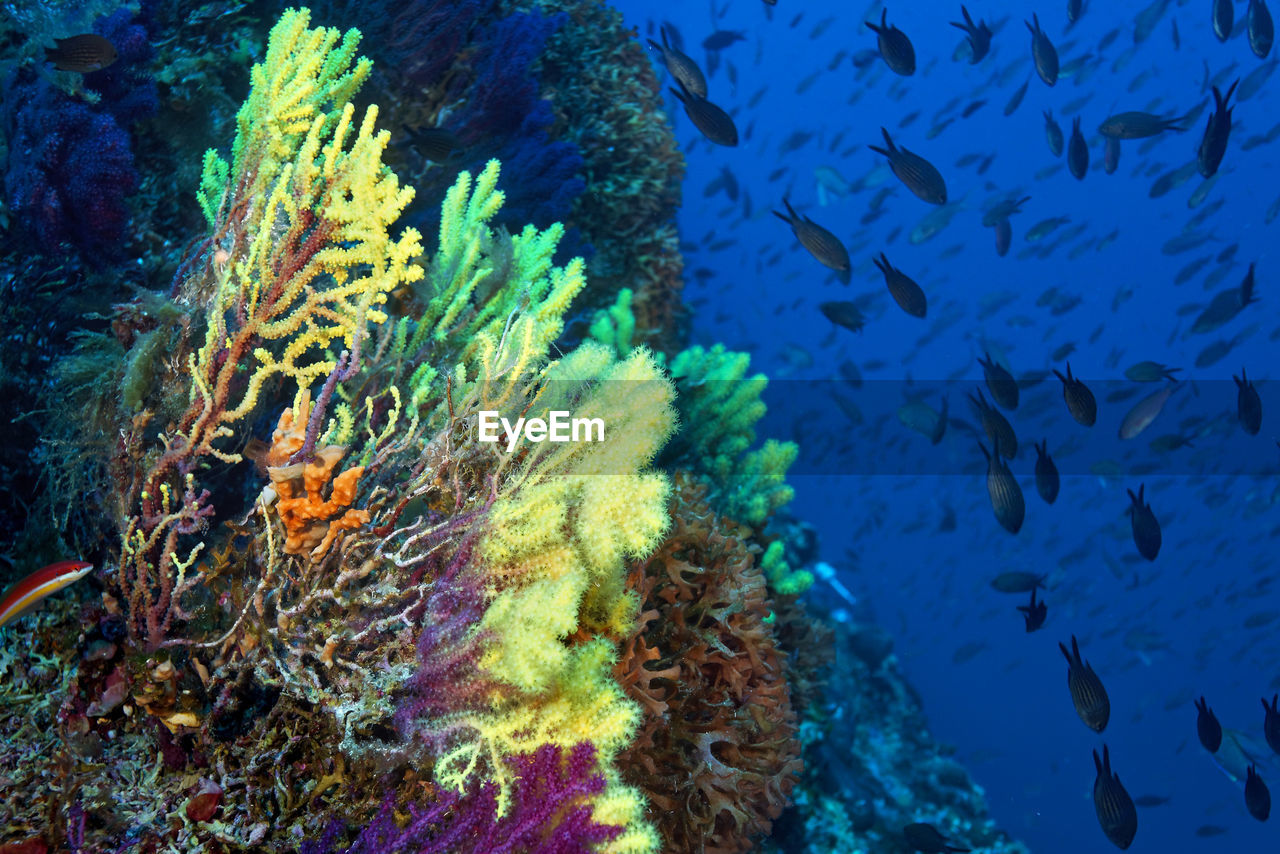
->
666;344;797;527
587;287;637;360
762;539;813;596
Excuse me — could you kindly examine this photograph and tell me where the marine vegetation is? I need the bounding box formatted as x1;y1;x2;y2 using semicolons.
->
0;9;804;851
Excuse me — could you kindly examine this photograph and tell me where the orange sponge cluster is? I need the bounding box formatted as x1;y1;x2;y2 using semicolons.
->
264;393;369;560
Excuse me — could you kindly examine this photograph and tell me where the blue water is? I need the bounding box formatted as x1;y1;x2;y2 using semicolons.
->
613;1;1279;851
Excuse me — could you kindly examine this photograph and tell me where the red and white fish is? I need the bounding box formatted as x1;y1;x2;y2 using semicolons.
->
0;560;93;630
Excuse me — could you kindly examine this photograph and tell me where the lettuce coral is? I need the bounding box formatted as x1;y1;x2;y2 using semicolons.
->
615;473;803;853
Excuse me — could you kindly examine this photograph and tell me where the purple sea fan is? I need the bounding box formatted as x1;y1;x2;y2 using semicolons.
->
392;531;494;738
302;743;622;854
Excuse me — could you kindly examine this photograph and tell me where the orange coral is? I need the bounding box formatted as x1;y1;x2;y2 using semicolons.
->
264;393;369;559
615;472;802;854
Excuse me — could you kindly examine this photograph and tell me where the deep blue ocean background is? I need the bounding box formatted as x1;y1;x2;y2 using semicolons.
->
612;1;1279;851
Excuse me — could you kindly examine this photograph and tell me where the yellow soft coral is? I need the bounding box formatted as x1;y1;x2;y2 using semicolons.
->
421;343;674;850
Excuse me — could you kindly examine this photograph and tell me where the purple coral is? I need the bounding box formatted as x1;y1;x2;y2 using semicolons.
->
302;743;623;854
452;12;586;237
1;7;155;263
393;528;495;745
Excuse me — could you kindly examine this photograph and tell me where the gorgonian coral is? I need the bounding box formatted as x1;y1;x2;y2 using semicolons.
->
305;744;622;854
615;473;803;853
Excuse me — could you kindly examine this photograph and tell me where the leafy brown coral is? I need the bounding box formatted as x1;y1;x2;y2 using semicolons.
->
615;472;802;853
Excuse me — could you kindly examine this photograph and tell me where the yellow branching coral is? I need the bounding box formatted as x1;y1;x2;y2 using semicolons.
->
119;7;421;647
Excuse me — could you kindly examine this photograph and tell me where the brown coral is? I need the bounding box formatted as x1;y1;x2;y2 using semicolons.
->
264;393;369;559
615;472;802;853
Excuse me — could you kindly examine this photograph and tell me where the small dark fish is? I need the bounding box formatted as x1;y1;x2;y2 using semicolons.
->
1026;14;1060;86
1245;765;1271;821
1236;368;1263;435
970;390;1018;457
1240;261;1259;306
774;198;850;281
403;125;464;163
648;26;707;98
1195;825;1228;837
701;30;746;51
1134;795;1171;807
1263;694;1280;754
994;218;1012;256
1068;0;1084;23
1119;385;1176;439
1044;110;1065;156
1018;589;1047;632
1127;483;1161;561
1098;111;1189;139
982;196;1031;227
1125;361;1180;382
44;34;117;73
980;437;1024;534
1104;136;1121;174
1062;636;1110;732
868;127;948;205
1068;117;1089;180
898;396;948;444
903;822;970;853
819;301;866;333
1193;284;1253;334
1053;363;1097;426
866;9;916;76
1093;745;1138;849
979;352;1019;410
950;5;993;63
1199;80;1239;178
873;252;927;317
1034;440;1060;504
990;571;1046;593
1214;0;1235;42
1251;0;1275;58
1004;76;1031;115
1195;697;1223;752
670;80;738;146
1172;17;1181;49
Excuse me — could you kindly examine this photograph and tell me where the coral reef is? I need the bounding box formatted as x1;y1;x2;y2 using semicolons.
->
615;473;803;853
765;600;1031;854
0;5;1031;854
531;0;687;355
9;11;674;850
